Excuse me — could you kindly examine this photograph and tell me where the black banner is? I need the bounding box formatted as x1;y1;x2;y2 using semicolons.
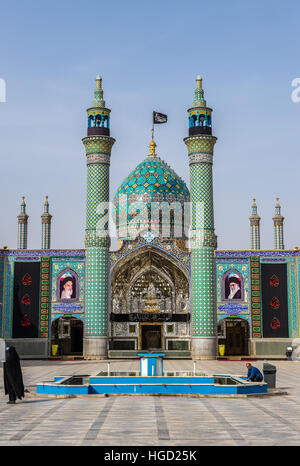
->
111;313;190;323
13;262;41;338
153;111;168;124
261;263;289;338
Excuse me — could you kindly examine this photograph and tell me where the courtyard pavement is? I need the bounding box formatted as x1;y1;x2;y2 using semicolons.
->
0;358;299;446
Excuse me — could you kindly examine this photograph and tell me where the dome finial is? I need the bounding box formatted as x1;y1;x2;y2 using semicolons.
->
149;139;157;157
149;125;157;157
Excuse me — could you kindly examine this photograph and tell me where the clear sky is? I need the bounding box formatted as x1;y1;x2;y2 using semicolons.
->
0;0;300;251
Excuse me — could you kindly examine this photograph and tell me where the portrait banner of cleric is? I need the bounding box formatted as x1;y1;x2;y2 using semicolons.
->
226;273;242;300
59;273;76;300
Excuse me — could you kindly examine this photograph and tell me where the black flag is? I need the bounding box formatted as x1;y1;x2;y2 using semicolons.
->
153;111;168;124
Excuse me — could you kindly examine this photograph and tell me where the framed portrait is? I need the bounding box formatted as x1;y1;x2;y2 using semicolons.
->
57;269;79;303
222;270;244;302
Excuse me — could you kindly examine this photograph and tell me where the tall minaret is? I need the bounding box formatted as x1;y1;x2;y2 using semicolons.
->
184;76;217;359
273;197;284;250
82;76;115;359
41;196;52;249
17;196;29;249
249;198;261;250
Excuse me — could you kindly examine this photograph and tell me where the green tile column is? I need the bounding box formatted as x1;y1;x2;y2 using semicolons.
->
41;196;52;249
249;199;261;250
184;76;217;359
82;76;115;359
273;198;285;250
17;197;28;249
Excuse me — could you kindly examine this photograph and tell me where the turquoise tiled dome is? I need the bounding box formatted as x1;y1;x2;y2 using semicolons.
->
113;152;190;240
115;156;189;199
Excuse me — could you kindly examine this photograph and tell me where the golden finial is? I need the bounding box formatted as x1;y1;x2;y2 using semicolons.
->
149;139;157;157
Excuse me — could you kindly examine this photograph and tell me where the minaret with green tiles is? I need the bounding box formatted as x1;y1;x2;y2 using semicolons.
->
41;196;52;249
82;76;115;359
17;196;29;249
249;198;261;250
273;197;284;250
184;76;217;359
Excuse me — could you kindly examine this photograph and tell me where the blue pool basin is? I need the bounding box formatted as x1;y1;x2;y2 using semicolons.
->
36;373;268;396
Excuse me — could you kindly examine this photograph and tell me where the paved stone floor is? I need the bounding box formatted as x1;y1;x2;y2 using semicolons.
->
0;358;300;446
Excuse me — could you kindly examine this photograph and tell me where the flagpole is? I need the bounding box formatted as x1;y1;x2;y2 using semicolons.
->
152;111;154;141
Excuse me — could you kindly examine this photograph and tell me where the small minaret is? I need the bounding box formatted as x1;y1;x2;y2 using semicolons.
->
41;196;52;249
17;196;28;249
273;197;285;250
249;198;261;250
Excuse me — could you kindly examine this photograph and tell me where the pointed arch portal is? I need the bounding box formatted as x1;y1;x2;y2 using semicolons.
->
110;246;190;352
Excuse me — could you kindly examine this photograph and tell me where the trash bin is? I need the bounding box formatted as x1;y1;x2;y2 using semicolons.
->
51;344;59;356
286;346;293;360
218;344;225;356
263;363;276;388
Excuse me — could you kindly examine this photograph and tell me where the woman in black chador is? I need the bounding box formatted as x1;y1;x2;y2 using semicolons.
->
3;346;25;404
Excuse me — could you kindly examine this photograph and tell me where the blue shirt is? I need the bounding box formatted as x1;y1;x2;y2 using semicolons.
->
247;366;263;380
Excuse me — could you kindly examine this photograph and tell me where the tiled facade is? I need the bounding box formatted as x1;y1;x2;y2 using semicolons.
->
0;76;299;360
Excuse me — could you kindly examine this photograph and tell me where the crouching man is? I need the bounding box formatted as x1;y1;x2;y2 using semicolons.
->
246;363;263;382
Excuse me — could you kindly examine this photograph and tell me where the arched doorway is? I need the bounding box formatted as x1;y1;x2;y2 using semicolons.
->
51;317;83;356
218;318;250;356
110;246;190;352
